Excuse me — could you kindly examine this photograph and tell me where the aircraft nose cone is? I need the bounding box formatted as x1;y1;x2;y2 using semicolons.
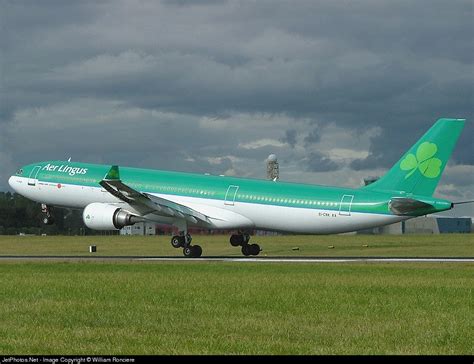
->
8;176;16;190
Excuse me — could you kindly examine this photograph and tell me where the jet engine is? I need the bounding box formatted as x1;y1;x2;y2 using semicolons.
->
83;202;143;230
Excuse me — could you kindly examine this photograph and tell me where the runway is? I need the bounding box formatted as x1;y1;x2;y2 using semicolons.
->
0;255;473;263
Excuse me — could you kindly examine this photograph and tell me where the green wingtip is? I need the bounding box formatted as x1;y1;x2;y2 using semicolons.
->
105;165;120;180
437;118;466;122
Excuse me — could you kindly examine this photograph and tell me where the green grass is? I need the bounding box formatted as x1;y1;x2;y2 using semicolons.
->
0;233;472;257
0;261;472;355
0;234;472;354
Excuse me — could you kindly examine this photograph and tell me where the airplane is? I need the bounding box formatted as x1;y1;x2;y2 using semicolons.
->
8;118;470;258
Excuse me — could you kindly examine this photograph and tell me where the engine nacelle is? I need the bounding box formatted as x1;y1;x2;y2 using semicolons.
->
83;203;142;230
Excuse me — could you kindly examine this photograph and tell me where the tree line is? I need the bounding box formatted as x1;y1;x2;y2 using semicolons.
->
0;192;99;235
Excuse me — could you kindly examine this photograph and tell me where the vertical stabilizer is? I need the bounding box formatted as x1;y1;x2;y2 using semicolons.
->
364;118;465;196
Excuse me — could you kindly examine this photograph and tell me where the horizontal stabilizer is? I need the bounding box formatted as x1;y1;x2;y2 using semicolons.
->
452;200;474;205
389;197;434;216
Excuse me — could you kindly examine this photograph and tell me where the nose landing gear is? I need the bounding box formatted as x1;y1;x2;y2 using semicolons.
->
41;204;55;225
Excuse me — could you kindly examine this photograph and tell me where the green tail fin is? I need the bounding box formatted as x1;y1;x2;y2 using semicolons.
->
364;118;466;196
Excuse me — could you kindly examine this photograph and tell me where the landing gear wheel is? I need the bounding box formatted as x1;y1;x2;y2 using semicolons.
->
43;217;54;225
241;245;251;256
183;245;202;258
171;235;184;248
41;204;55;225
249;244;260;256
232;232;261;256
193;245;202;258
183;246;193;257
230;234;243;247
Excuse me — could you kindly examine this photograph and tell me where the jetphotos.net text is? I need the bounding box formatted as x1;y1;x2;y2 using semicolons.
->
1;357;135;363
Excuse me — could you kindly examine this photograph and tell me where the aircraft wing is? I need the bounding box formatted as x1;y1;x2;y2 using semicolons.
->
99;165;211;225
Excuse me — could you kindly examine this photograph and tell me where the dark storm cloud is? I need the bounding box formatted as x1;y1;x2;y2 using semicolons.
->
453;122;474;165
246;1;473;64
350;111;474;171
1;0;472;216
304;152;339;173
162;0;226;6
303;127;321;146
3;0;472;126
280;129;297;149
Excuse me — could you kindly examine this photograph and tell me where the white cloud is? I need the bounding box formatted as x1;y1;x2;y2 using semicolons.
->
47;51;157;82
328;148;369;161
238;139;287;150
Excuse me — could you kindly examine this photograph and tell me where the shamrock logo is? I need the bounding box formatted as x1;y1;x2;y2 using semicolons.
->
400;142;442;179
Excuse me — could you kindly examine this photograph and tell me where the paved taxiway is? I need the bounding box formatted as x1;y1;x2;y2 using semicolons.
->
0;256;472;263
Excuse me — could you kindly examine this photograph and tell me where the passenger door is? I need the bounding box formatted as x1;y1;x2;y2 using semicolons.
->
28;166;42;186
224;185;239;206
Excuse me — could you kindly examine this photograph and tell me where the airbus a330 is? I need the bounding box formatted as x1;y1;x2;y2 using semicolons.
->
9;118;469;257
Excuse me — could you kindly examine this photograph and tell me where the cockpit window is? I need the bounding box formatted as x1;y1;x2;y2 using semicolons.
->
16;169;23;175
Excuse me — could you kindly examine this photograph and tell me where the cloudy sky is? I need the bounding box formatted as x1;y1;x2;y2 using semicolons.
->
1;0;473;216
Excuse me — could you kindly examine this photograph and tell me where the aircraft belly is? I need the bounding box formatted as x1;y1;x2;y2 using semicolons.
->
234;202;405;233
162;195;404;234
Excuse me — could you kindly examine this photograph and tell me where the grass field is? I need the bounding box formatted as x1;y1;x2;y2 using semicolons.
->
0;234;472;355
0;233;473;257
0;261;472;355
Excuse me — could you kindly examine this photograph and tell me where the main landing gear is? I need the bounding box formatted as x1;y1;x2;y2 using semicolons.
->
230;232;260;256
170;232;202;258
41;204;55;225
169;224;260;258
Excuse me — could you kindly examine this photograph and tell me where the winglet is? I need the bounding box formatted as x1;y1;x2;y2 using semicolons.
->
104;165;120;181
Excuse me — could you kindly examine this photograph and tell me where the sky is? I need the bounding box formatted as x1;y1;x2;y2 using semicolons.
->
1;0;473;217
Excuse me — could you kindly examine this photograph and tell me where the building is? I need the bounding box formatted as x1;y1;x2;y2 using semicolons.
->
432;216;472;234
266;154;279;181
402;216;439;234
361;216;472;235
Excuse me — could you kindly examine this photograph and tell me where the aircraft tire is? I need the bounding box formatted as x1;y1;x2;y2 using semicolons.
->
43;217;54;225
193;245;202;258
171;236;183;248
230;234;243;246
241;245;251;256
183;246;193;257
250;244;260;256
183;245;202;258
